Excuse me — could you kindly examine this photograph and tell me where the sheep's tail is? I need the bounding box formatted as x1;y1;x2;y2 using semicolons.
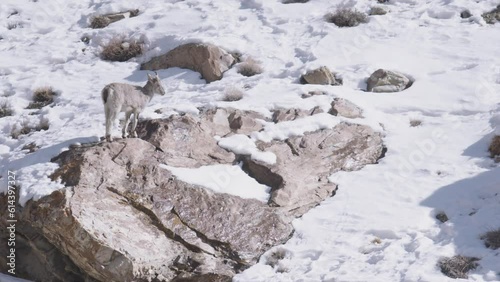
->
101;86;111;104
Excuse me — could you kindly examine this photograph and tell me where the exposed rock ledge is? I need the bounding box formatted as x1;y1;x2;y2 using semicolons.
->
0;106;384;281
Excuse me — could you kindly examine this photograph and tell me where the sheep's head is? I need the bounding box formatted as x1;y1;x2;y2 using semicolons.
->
148;72;166;95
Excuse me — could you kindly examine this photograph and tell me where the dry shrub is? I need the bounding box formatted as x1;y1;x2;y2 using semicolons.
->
0;101;13;117
282;0;309;3
237;58;263;77
410;119;422;127
90;15;110;29
11;118;49;139
101;37;143;62
481;228;500;250
27;87;56;109
488;135;500;159
325;8;368;27
438;255;479;279
223;87;244;102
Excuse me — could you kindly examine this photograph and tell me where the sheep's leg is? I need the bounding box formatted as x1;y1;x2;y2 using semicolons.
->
130;111;139;138
104;106;112;142
107;108;120;142
122;111;132;138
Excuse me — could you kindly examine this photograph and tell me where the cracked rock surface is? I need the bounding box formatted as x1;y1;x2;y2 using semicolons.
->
1;106;384;281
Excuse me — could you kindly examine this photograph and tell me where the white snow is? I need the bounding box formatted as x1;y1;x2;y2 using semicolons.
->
1;0;500;281
160;164;270;202
217;134;277;164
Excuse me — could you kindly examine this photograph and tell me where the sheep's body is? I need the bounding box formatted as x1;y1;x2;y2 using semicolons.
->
102;73;165;141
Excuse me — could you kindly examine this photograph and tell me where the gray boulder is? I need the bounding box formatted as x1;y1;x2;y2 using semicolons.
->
300;66;342;86
366;69;412;92
328;98;363;119
2;107;385;280
239;122;384;216
482;5;500;24
369;6;388;16
141;43;235;83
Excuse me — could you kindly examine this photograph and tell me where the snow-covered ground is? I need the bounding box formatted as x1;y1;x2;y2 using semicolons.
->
1;0;500;281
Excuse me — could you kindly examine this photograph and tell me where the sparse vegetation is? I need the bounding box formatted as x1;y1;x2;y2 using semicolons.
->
237;58;263;77
21;142;40;153
27;87;56;109
223;87;244;102
282;0;309;3
101;37;143;62
325;8;368;27
438;255;479;279
11;118;49;139
410;119;422;127
481;228;500;250
0;101;14;118
488;135;500;160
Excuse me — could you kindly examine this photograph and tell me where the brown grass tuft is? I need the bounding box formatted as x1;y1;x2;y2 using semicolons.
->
101;37;143;62
410;119;422;127
237;58;263;77
0;101;14;118
481;228;500;250
438;255;479;279
488;135;500;159
223;87;244;102
27;87;56;109
11;118;49;139
325;8;368;27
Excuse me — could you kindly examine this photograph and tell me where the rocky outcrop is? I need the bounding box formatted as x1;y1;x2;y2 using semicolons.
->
240;122;384;216
141;43;235;83
4;138;293;281
366;69;412;93
90;9;140;29
482;5;500;24
271;107;323;123
3;105;384;281
300;66;342;86
328;98;363;119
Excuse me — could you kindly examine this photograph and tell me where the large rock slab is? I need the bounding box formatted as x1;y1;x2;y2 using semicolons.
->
141;43;235;83
4;138;293;281
366;69;412;92
2;107;385;280
240;122;384;216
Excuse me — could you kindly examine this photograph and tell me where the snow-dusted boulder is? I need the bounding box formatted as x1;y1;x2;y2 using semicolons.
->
300;66;342;86
366;69;412;93
141;43;235;83
328;98;363;119
2;108;384;280
241;122;384;216
2;138;292;281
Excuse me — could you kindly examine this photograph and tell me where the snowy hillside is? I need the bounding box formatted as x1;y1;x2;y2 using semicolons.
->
1;0;500;281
